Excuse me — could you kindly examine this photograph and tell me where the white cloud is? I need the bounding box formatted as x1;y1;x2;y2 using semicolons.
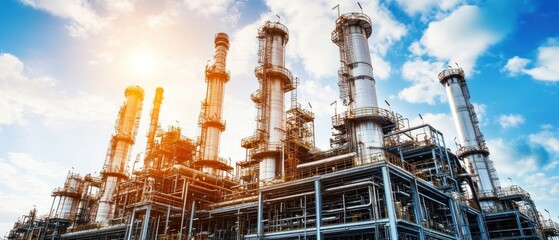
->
498;114;525;129
395;0;462;18
522;45;559;81
502;56;530;76
409;1;529;76
20;0;110;38
0;153;64;233
516;171;559;203
524;172;549;187
472;103;487;126
398;59;446;104
487;138;538;177
298;79;338;117
147;10;178;28
227;21;260;76
371;54;392;80
184;0;231;16
402;1;530;106
88;52;115;65
0;53;115;126
183;0;240;24
502;38;559;82
528;129;559;160
413;5;500;75
101;0;136;14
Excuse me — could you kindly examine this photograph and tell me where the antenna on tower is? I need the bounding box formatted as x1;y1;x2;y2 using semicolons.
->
357;2;363;13
276;14;281;22
332;4;340;17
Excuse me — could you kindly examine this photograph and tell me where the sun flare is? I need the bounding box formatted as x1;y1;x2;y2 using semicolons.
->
130;51;156;76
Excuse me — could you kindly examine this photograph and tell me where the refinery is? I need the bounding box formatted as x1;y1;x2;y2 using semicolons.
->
7;11;559;240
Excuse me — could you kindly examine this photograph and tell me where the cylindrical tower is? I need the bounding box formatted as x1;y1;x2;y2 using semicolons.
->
332;13;385;159
197;33;233;176
96;86;144;222
438;68;500;210
52;172;82;220
146;87;163;155
244;21;294;184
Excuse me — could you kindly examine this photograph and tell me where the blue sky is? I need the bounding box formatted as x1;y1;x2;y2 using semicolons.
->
1;0;558;235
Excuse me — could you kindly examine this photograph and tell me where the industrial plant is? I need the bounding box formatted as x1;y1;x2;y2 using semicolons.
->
7;11;559;240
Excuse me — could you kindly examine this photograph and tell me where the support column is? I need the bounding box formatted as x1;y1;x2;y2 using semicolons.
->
141;205;151;240
165;206;170;234
126;209;136;240
448;198;461;239
188;201;196;238
477;213;489;240
179;181;189;240
410;180;425;240
257;191;263;239
382;166;398;240
314;179;323;240
516;212;525;237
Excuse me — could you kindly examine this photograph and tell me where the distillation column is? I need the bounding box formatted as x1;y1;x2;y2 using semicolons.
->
438;68;500;210
144;87;163;169
197;33;233;176
146;87;163;154
250;21;294;183
52;172;82;220
332;13;384;158
96;86;144;222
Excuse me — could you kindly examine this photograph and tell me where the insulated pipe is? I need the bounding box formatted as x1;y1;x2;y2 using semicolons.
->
96;86;144;222
208;196;259;209
199;33;231;176
324;180;373;192
438;68;499;210
146;87;163;155
297;152;356;169
172;165;236;186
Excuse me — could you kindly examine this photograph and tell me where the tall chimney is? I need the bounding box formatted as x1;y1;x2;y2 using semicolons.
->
146;87;164;154
438;68;500;210
197;33;232;176
332;13;384;159
96;86;144;222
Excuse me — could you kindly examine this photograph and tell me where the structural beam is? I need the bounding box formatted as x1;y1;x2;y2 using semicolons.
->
382;166;398;240
315;179;323;240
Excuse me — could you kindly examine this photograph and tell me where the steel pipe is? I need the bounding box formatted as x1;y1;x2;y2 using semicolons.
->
297;152;356;169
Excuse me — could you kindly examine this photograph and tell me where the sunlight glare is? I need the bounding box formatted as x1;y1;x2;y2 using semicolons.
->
130;51;157;76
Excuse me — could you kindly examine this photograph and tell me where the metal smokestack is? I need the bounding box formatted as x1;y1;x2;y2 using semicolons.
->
438;68;500;210
332;13;385;158
96;86;144;222
197;33;232;176
146;87;163;154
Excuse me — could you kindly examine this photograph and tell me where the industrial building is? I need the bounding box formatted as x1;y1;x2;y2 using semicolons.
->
7;11;559;240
